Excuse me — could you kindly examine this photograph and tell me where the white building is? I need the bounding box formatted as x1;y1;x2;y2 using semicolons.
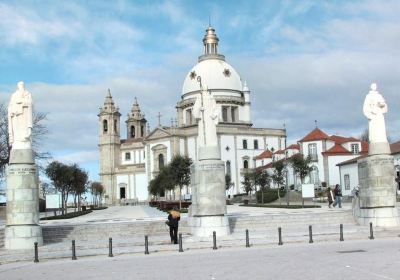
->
337;140;400;196
98;26;286;205
297;127;368;191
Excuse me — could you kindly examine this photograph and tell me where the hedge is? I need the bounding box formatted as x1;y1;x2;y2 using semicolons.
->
239;204;321;209
256;189;287;204
40;210;93;220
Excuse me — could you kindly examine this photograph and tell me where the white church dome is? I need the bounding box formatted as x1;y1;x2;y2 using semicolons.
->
182;59;243;95
181;26;243;97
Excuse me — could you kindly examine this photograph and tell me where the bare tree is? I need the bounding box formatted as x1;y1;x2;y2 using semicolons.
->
360;128;369;142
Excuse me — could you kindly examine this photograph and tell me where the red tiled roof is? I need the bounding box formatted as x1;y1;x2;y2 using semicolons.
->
336;155;366;166
322;143;352;155
329;135;359;144
274;149;285;155
255;150;273;160
390;141;400;154
286;144;300;150
300;128;330;142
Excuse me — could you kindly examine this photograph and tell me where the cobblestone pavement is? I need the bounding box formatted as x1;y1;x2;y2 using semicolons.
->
1;239;399;280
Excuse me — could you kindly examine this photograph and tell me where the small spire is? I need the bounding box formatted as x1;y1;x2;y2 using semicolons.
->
208;14;211;27
108;88;111;96
134;96;138;104
157;112;162;127
315;120;318;128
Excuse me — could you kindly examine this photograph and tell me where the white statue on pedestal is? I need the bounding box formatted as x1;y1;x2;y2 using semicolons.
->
363;83;388;143
8;81;33;149
192;77;219;147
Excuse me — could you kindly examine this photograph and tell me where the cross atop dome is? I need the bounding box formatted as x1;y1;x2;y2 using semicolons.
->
199;26;225;62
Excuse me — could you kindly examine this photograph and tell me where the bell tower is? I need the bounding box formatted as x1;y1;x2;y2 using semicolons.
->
98;89;121;205
126;97;147;139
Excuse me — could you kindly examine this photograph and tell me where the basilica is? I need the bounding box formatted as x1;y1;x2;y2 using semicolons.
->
98;26;286;205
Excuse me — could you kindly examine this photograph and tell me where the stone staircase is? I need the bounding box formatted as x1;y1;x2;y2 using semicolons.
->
1;209;399;264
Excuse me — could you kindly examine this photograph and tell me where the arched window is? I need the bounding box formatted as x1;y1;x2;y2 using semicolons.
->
243;160;249;169
103;120;108;133
141;125;144;137
130;126;135;138
158;154;164;169
243;139;248;149
226;161;231;175
114;119;118;134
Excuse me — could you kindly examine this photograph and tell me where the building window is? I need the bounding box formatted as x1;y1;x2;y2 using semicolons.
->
125;152;131;160
308;143;317;161
143;151;145;159
231;107;236;122
103;120;108;133
186;109;192;125
130;125;135;138
344;174;350;190
254;140;259;150
243;139;248;149
222;107;228;122
310;166;319;184
226;161;231;175
158;154;164;169
243;160;248;169
141;125;144;137
351;144;359;154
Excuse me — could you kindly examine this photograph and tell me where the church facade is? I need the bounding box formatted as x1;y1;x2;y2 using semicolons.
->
98;26;286;205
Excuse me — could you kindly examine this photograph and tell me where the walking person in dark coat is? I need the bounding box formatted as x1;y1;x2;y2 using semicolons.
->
333;184;342;208
168;207;181;244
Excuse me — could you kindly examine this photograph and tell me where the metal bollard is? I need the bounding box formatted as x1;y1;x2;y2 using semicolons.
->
309;225;314;244
278;227;283;245
108;237;114;257
340;224;344;242
245;229;250;248
369;222;374;240
178;233;184;252
34;242;39;263
72;240;77;260
212;231;217;250
144;235;149;255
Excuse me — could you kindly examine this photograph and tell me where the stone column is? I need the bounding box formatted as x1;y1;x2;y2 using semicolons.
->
5;149;43;249
355;144;399;227
189;146;230;237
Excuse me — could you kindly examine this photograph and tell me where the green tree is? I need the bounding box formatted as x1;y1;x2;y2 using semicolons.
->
271;160;286;204
168;155;192;209
70;164;89;211
255;170;271;204
45;161;73;214
290;154;313;184
242;173;253;195
225;174;234;191
90;182;104;206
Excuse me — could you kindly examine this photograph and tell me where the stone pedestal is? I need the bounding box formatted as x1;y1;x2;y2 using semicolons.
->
5;149;43;249
189;153;230;237
355;150;399;227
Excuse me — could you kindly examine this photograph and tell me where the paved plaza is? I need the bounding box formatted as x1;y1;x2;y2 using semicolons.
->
1;239;399;280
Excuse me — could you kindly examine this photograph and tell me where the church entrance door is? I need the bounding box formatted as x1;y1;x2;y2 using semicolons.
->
120;187;126;199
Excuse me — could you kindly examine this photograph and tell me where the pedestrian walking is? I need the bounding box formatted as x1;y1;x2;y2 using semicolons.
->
327;187;334;208
167;206;180;244
333;184;342;208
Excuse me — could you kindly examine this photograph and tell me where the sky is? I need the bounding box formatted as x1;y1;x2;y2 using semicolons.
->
0;0;399;183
